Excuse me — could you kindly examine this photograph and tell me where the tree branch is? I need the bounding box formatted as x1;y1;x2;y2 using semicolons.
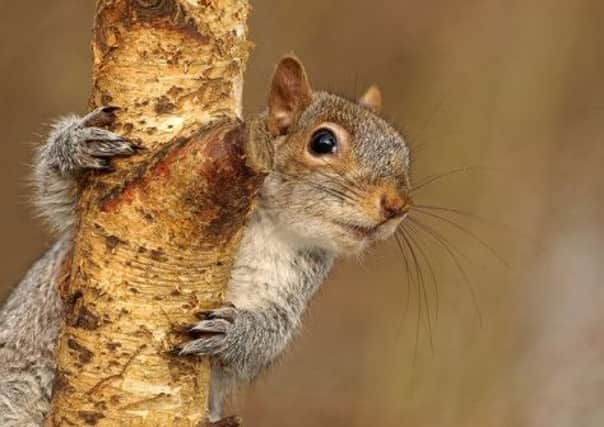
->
45;1;263;425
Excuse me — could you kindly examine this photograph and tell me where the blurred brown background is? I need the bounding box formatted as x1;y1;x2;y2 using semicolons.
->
2;1;604;426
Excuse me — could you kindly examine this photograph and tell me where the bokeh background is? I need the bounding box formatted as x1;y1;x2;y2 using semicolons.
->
2;1;604;426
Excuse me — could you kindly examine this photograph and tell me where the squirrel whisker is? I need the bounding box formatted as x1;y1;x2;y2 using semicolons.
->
410;166;487;194
395;227;434;358
411;209;510;268
405;216;484;327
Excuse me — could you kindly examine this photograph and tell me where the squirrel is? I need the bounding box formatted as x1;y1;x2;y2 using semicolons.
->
0;55;412;426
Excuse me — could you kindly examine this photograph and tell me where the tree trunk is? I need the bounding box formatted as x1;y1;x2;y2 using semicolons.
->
45;1;263;425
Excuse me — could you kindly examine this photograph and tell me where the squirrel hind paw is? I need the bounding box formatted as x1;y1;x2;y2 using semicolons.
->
206;416;242;427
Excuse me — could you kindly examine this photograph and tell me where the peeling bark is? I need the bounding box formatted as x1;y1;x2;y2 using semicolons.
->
45;1;264;425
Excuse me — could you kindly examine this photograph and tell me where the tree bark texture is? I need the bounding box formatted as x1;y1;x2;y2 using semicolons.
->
46;1;263;425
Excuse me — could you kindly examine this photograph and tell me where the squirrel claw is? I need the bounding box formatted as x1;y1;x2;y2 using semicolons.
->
172;306;241;357
173;323;230;357
205;416;242;427
188;319;230;336
98;162;115;173
83;105;120;128
100;106;121;114
195;304;238;323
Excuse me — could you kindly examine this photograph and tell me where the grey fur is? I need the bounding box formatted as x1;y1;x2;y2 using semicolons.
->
0;234;70;426
1;85;410;424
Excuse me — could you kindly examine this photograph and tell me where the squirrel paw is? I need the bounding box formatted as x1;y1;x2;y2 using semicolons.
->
51;106;139;173
175;306;239;357
206;416;242;427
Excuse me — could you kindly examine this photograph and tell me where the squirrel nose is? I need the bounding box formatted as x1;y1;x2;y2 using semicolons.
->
380;192;411;220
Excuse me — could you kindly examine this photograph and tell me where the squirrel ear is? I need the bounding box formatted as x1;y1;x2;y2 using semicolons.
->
268;55;313;136
359;85;382;113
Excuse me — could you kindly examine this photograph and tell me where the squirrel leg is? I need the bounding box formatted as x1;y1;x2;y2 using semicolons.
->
208;363;230;422
33;106;137;233
207;365;241;426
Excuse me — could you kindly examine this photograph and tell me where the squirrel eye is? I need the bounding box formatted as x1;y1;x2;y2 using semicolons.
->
309;128;338;156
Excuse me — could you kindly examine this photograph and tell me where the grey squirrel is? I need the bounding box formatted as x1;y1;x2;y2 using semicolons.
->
0;56;411;426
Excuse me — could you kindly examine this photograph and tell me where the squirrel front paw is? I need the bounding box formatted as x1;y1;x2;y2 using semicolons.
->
175;305;239;357
49;106;139;174
174;304;285;382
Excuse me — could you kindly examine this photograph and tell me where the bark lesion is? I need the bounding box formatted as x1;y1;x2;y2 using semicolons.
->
131;0;211;43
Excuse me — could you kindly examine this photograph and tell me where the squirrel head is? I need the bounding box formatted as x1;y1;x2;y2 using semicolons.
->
256;55;412;255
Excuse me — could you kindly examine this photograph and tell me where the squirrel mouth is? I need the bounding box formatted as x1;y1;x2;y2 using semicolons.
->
333;220;379;239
